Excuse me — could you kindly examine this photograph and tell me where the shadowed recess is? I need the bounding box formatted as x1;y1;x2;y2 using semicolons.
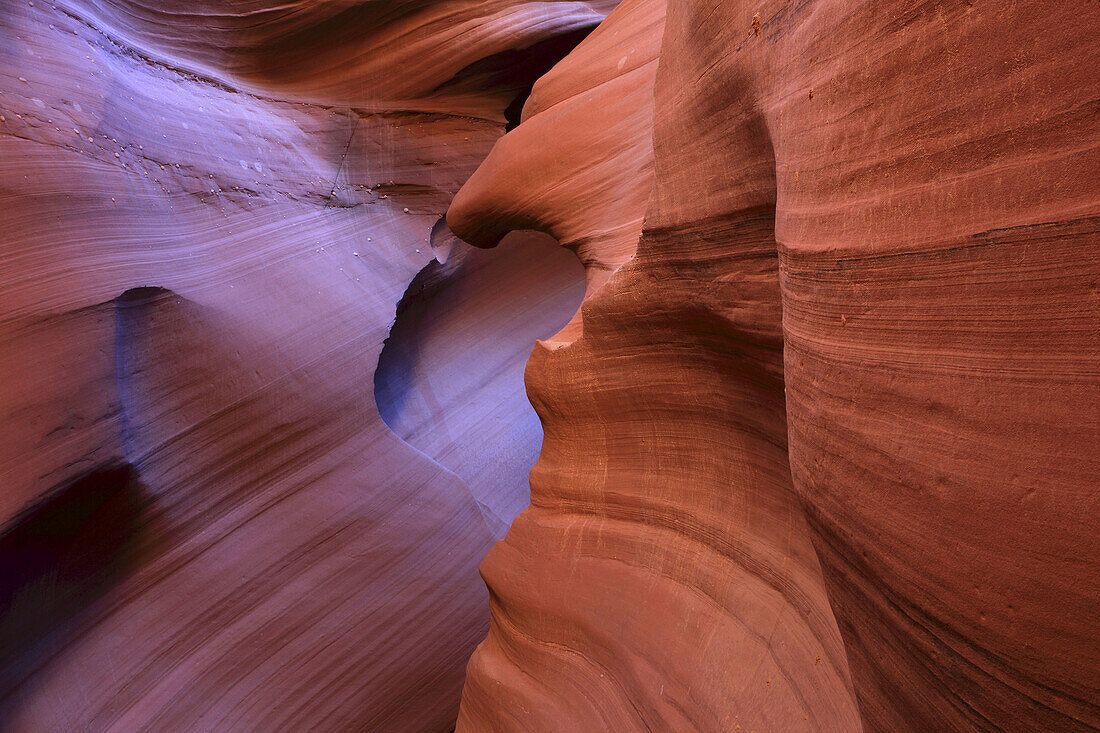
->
0;463;146;714
431;26;598;130
374;229;585;533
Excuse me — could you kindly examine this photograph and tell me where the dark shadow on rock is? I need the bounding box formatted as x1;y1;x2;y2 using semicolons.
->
431;26;597;130
0;462;148;715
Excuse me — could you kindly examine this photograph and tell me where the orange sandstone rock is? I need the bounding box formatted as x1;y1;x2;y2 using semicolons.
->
451;0;1100;730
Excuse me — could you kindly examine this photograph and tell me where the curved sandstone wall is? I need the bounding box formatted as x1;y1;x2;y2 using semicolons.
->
0;0;606;728
1;0;1096;729
451;0;1099;730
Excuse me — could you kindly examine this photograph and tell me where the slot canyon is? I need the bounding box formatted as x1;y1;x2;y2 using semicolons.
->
0;0;1097;730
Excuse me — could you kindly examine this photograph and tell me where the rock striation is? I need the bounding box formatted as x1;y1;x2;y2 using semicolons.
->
375;230;585;532
0;0;603;728
450;0;1100;730
450;0;664;343
2;0;1098;730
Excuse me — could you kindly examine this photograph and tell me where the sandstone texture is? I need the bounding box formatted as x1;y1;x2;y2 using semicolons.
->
450;0;664;342
452;0;1099;731
2;0;1098;731
0;0;600;728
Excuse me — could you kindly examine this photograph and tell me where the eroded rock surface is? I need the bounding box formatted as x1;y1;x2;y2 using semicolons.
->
0;0;605;728
452;0;1100;730
375;230;584;532
2;0;1097;730
449;0;665;343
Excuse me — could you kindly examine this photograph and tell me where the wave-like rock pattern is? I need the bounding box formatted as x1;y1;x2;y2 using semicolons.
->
2;0;1097;728
0;0;607;728
449;0;664;342
452;0;1099;730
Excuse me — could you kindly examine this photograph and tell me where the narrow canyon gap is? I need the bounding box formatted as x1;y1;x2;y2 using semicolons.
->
375;230;585;532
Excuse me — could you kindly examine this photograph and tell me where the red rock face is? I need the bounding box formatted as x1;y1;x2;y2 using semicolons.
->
449;0;665;343
450;0;1100;731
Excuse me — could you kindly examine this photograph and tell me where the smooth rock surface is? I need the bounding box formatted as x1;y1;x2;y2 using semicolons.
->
375;230;585;531
2;0;1097;730
449;0;665;342
0;0;604;728
451;0;1100;730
